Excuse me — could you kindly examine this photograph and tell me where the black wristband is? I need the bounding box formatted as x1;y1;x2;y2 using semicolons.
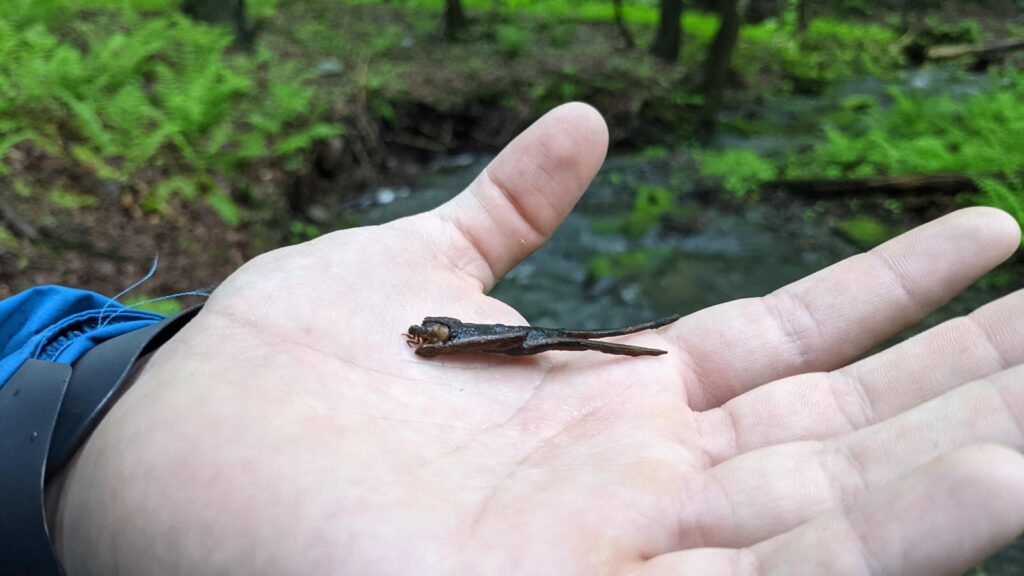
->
0;305;202;575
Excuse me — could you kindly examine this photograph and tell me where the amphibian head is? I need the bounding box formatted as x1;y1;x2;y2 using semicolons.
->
405;318;456;356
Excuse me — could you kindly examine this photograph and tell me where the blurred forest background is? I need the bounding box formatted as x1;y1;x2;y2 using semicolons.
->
1;0;1023;570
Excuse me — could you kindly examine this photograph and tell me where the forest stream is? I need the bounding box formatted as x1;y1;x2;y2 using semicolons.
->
347;66;1016;331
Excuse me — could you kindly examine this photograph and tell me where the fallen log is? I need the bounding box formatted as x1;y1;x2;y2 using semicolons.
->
769;173;979;198
926;37;1024;63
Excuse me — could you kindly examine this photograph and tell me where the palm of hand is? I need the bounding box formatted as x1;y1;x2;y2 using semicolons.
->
187;222;695;573
57;104;1024;576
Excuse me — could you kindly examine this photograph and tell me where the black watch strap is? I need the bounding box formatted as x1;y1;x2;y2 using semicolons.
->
0;305;202;575
0;359;72;575
47;306;202;476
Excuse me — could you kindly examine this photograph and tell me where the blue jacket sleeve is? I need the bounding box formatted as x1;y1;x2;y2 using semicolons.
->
0;286;164;387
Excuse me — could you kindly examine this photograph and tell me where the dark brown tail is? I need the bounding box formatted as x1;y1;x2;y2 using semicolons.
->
557;314;681;338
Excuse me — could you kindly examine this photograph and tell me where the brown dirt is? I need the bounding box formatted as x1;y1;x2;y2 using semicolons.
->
0;144;251;301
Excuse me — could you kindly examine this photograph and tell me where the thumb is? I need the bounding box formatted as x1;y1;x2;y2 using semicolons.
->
424;102;608;290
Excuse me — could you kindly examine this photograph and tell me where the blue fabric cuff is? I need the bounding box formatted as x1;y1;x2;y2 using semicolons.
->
0;286;164;387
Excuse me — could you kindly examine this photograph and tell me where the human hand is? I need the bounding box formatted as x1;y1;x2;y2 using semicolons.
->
55;104;1024;575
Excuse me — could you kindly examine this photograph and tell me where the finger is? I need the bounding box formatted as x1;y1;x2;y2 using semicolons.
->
416;102;608;290
697;288;1024;461
669;207;1020;410
678;364;1023;548
640;445;1024;576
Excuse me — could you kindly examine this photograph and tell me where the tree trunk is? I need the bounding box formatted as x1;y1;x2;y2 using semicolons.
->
444;0;468;40
745;0;780;23
650;0;684;63
613;0;636;49
898;0;924;34
181;0;253;49
699;0;744;141
795;0;808;33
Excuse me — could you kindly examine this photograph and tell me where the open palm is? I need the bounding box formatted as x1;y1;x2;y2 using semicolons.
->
57;104;1024;576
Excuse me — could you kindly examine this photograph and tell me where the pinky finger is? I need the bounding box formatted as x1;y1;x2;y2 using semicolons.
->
638;444;1024;576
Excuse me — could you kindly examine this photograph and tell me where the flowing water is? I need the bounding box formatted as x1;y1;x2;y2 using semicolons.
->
349;67;1014;330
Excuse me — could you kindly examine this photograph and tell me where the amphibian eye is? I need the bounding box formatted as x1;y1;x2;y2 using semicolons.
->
406;322;451;344
425;322;450;343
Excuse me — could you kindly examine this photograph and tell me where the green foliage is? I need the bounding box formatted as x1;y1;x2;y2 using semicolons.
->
528;74;581;110
0;9;341;225
590;183;681;238
915;17;982;46
289;220;323;242
975;177;1024;240
976;268;1014;291
47;188;100;210
694;149;778;198
496;24;531;58
6;0;281;26
546;23;575;48
588;246;673;281
790;71;1024;179
122;294;184;316
636;145;668;161
12;181;32;198
779;18;902;93
624;184;677;237
205;189;243;228
0;225;18;249
833;215;896;247
827;94;880;125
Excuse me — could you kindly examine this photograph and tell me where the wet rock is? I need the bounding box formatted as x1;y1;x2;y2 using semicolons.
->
314;58;344;78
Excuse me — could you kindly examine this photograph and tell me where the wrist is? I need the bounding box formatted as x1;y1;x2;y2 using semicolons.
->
0;296;203;576
47;352;155;572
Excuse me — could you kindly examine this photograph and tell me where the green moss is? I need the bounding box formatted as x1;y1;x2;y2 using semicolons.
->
834;215;896;248
625;184;677;237
695;149;778;198
588;246;673;281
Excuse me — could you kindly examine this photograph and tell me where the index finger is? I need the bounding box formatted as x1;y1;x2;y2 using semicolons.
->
671;207;1020;410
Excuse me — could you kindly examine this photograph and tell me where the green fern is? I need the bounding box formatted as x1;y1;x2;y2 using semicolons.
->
1;7;341;226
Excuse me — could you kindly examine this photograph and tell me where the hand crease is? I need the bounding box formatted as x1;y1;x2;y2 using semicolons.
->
481;166;549;249
823;441;870;506
698;470;740;551
390;217;490;292
836;500;882;576
983;379;1024;447
761;289;821;371
204;307;431;385
461;374;639;545
863;248;921;311
665;333;712;410
964;313;1011;371
828;369;876;431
